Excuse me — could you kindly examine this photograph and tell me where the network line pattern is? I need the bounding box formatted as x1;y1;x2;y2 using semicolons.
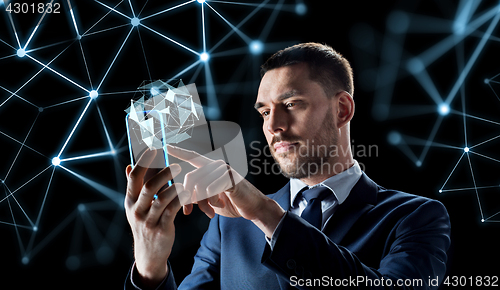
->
350;1;500;223
0;0;307;268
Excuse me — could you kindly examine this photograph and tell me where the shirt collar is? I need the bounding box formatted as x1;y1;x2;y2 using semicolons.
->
289;160;363;206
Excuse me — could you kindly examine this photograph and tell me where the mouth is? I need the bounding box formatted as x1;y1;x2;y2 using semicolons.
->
273;142;299;154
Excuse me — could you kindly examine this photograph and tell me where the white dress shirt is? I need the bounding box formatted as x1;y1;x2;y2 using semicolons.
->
267;160;363;248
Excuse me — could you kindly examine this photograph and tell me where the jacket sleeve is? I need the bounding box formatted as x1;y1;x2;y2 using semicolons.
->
261;199;451;289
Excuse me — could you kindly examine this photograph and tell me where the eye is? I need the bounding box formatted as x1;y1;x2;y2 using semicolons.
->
286;102;295;108
259;110;269;118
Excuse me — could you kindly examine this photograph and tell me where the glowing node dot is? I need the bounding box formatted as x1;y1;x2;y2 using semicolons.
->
464;147;469;153
0;179;4;184
17;48;26;58
484;78;490;84
197;0;205;3
22;257;29;265
407;57;424;74
438;103;450;116
416;160;422;167
295;3;307;15
78;204;86;212
387;131;401;145
481;219;485;223
33;226;38;232
249;40;264;55
77;34;82;40
438;189;442;193
52;157;61;166
200;52;210;62
150;86;160;96
111;149;116;155
131;17;140;27
89;90;98;99
38;107;44;112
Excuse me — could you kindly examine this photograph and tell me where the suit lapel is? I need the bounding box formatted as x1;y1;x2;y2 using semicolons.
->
323;173;378;244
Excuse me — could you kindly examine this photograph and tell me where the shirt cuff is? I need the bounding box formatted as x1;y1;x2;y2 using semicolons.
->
265;211;288;250
130;261;170;290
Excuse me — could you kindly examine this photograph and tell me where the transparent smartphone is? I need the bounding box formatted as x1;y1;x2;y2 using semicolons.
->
126;110;172;190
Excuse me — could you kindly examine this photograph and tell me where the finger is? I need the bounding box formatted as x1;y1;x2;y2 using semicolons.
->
167;145;213;168
183;160;226;198
147;183;183;226
126;150;157;202
136;164;182;214
206;165;241;199
197;199;215;219
160;191;189;227
193;162;232;202
183;204;193;215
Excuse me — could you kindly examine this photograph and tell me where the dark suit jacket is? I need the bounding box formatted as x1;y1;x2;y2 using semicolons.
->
126;173;451;289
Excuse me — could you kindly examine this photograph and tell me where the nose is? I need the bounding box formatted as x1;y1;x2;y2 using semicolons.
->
266;109;288;135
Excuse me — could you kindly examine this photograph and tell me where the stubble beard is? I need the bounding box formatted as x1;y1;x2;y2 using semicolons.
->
270;109;339;179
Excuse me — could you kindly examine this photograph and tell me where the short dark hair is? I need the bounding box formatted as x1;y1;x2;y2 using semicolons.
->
260;42;354;97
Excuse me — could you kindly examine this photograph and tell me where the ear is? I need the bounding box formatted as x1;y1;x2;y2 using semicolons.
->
335;91;354;129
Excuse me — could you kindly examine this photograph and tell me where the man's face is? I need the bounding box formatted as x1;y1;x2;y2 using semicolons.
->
255;63;340;179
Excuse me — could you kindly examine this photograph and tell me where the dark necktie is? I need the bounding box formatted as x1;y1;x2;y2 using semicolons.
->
300;186;331;229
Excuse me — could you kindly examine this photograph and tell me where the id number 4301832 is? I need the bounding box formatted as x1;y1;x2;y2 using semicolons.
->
443;276;498;287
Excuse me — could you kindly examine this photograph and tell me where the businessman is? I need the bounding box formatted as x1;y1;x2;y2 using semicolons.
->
124;43;451;289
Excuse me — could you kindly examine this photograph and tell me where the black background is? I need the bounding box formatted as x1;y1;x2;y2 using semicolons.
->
1;0;499;288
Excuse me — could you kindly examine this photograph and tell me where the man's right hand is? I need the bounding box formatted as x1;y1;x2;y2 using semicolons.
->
124;149;186;289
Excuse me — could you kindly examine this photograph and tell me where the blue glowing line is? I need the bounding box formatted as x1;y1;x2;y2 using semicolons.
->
441;184;500;193
94;0;131;20
4;113;39;182
0;85;38;108
413;68;444;105
394;137;420;165
0;129;46;157
43;96;88;109
60;151;115;163
127;0;136;17
0;220;32;230
259;0;284;41
469;150;500;164
419;5;498;66
208;0;269;53
207;0;276;8
23;0;55;50
0;36;16;50
6;11;21;48
418;115;444;164
95;103;114;151
469;134;500;149
81;2;121;36
201;3;207;52
444;5;500;105
0;165;53;204
82;24;130;38
59;165;124;205
24;39;73;54
466;152;484;219
77;40;93;88
26;54;90;93
141;0;195;21
440;151;465;191
3;187;26;254
9;193;35;228
206;2;252;44
141;24;199;56
33;167;56;230
28;210;78;259
69;8;81;37
57;98;93;157
96;26;134;91
452;111;500;126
